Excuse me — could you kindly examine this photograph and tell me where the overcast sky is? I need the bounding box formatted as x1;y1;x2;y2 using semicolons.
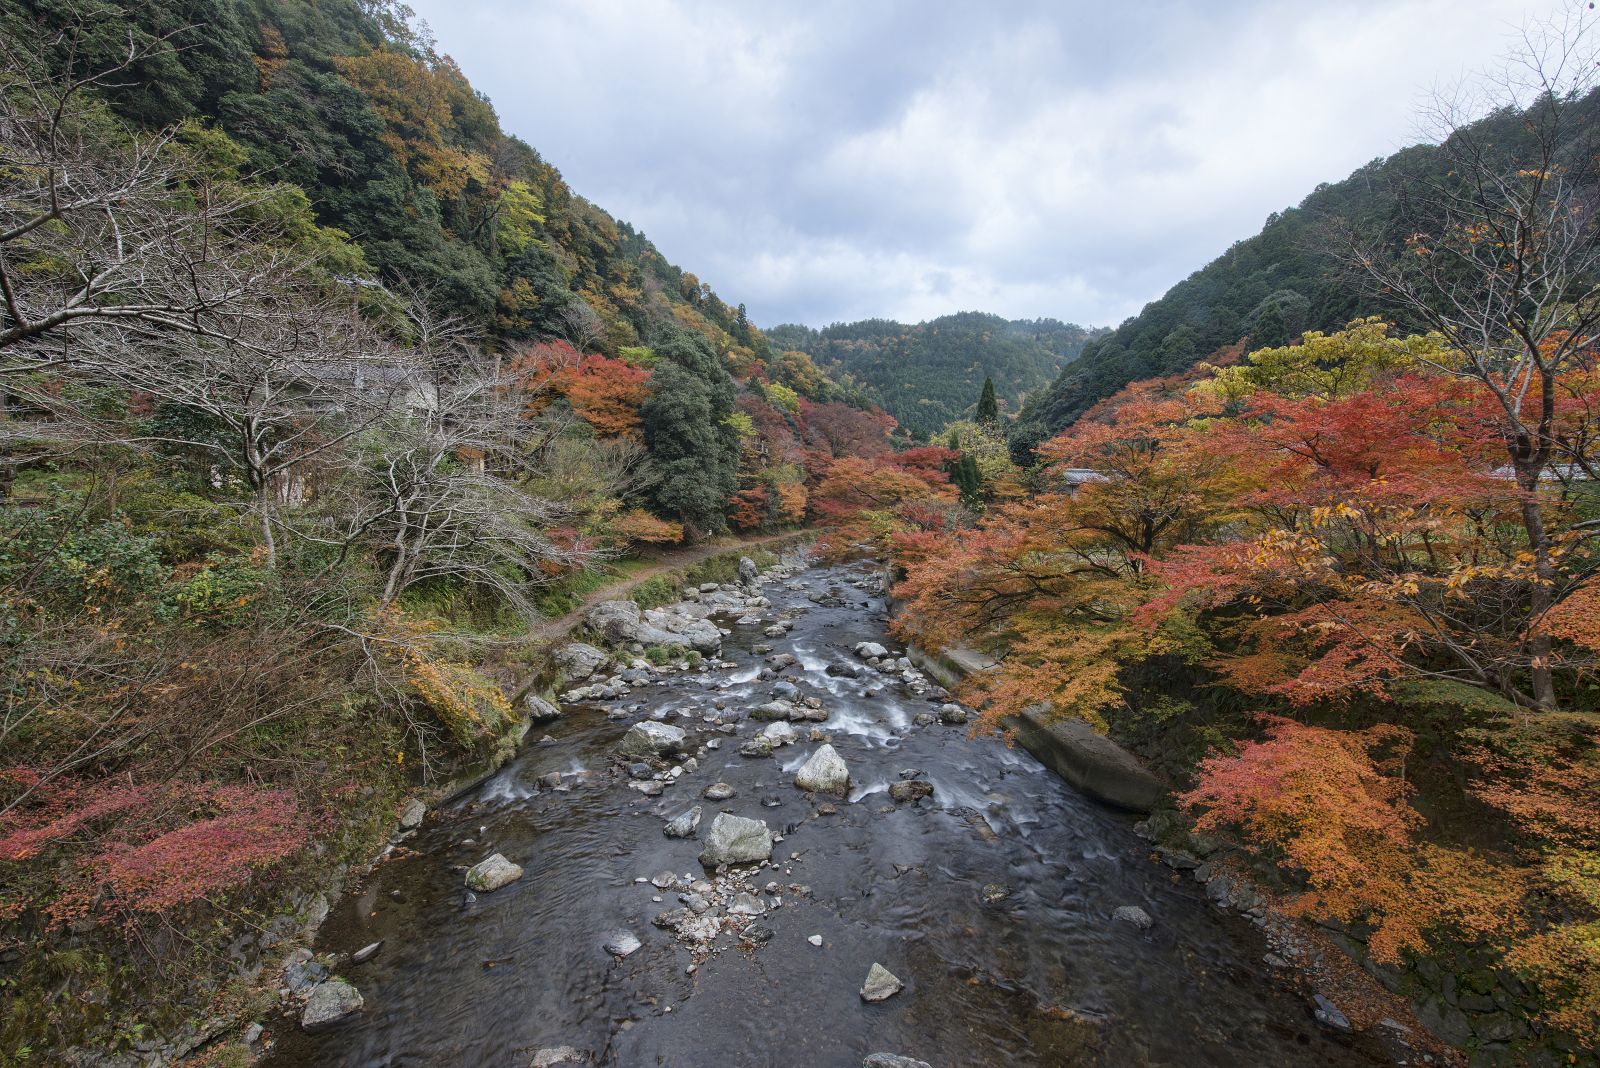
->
406;0;1561;330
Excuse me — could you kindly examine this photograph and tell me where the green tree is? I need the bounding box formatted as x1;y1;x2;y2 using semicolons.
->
641;329;739;535
976;376;999;424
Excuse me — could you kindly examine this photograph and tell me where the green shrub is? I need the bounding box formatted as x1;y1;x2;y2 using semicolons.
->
631;575;681;609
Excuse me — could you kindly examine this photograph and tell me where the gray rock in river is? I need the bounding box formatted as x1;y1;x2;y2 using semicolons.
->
618;720;687;758
738;555;759;584
794;743;850;797
351;941;382;964
888;780;933;803
938;702;970;724
1112;904;1153;929
530;1048;590;1067
602;930;641;957
300;979;363;1030
757;721;799;747
860;962;904;1002
863;1056;932;1068
854;641;889;660
750;699;796;721
663;806;702;838
698;812;773;866
397;797;426;830
464;853;524;892
704;782;736;801
555;642;609;680
524;693;561;722
1313;993;1352;1032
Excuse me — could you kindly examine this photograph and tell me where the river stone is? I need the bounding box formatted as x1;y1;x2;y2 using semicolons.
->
888;779;933;803
860;962;904;1002
698;813;774;866
938;703;970;725
530;1048;589;1067
300;979;363;1030
738;556;759;584
664;806;702;838
739;737;776;758
397;798;426;830
618;720;687;758
465;854;524;892
727;892;766;916
602;930;641;957
758;721;799;747
864;1056;932;1068
751;700;795;721
588;600;644;643
854;641;889;660
704;782;736;801
1112;905;1153;929
351;941;382;964
794;744;850;797
555;642;608;680
1313;993;1352;1032
525;694;561;722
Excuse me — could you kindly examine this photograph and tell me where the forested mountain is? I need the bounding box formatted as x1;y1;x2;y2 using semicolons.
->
1012;89;1600;454
769;312;1098;437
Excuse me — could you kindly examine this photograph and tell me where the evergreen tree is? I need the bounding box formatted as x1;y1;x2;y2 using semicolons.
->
954;452;983;509
641;328;739;535
976;376;999;424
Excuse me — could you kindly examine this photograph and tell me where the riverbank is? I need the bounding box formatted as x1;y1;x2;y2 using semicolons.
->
257;557;1397;1067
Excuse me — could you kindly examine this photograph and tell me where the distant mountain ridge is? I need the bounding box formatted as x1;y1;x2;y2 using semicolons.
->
768;312;1101;437
1012;88;1600;454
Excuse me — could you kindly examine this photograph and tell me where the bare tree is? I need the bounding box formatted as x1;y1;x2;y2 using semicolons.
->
340;348;592;619
0;22;306;364
1350;4;1600;708
553;300;606;354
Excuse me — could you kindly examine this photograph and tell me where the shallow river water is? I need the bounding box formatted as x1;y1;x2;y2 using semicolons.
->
265;559;1388;1067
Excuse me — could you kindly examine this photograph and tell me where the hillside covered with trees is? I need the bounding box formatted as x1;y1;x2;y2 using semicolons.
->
0;0;902;1056
1011;88;1600;456
769;312;1098;438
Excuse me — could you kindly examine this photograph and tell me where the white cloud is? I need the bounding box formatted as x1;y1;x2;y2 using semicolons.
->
407;0;1564;327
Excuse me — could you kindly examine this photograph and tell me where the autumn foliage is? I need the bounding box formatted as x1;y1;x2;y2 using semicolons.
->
892;320;1600;1042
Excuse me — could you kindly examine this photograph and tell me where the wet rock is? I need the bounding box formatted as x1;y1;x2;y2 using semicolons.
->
300;979;363;1030
1312;993;1352;1032
912;712;936;726
704;782;736;801
727;892;766;916
602;930;641;958
888;780;934;803
854;641;889;660
807;934;823;946
664;806;702;838
524;693;562;722
698;813;774;866
860;962;904;1002
285;951;326;993
629;781;664;797
763;625;787;638
539;772;563;789
937;703;970;725
758;721;799;747
465;854;524;892
555;642;608;680
397;798;426;830
738;556;760;584
351;941;382;964
751;700;796;721
618;720;687;758
739;737;776;758
794;743;850;797
1112;905;1153;929
767;653;798;669
863;1056;931;1068
530;1047;589;1066
815;802;838;816
980;883;1011;905
770;680;800;701
651;870;680;889
627;762;654;779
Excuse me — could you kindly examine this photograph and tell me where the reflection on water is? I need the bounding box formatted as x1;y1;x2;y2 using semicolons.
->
264;561;1386;1068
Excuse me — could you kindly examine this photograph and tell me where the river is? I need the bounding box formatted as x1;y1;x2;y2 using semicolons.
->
264;558;1388;1067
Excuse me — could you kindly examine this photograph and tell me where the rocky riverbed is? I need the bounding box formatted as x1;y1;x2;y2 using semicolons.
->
259;556;1395;1067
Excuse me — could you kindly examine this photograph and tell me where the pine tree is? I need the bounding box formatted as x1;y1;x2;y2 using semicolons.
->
976;377;999;424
